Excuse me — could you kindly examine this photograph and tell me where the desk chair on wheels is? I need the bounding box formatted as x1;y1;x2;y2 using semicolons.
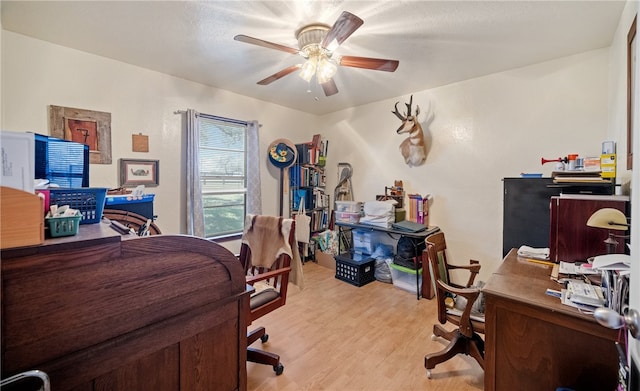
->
424;232;485;378
239;214;297;376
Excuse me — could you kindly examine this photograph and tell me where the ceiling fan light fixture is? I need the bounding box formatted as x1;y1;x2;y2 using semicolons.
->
236;11;398;97
316;55;337;84
299;57;317;82
296;24;330;52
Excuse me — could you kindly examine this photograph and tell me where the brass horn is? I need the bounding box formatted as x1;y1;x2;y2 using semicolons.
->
541;156;567;165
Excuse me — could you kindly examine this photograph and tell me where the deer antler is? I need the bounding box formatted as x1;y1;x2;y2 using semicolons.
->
392;102;406;120
405;95;413;117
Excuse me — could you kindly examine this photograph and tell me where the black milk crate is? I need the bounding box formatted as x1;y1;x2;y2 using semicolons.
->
49;188;108;224
335;253;376;287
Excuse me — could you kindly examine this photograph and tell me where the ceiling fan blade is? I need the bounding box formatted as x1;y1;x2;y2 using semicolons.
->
339;56;399;72
321;11;364;50
321;79;339;96
257;65;302;85
234;34;300;55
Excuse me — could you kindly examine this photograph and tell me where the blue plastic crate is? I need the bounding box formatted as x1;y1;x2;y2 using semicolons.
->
105;194;155;205
49;188;107;224
105;194;155;219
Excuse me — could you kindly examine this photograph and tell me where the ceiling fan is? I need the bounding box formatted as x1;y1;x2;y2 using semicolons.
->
234;11;399;97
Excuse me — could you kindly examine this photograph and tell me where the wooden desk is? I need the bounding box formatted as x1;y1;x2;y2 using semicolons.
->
483;249;619;391
2;224;250;391
335;222;440;299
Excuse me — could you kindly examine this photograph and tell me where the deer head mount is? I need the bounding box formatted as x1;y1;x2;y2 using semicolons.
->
392;95;427;167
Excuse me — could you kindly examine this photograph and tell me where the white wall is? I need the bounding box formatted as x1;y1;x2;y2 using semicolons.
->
1;31;317;255
320;49;610;279
0;29;617;279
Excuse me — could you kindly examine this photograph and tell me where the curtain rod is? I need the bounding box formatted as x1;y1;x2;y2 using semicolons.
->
174;109;250;126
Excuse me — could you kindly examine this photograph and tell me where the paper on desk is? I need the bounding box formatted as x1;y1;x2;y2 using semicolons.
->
560;289;596;313
558;261;599;275
591;254;631;271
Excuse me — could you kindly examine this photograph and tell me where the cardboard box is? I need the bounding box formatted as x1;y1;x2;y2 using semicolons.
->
315;250;336;270
601;154;616;178
1;187;44;249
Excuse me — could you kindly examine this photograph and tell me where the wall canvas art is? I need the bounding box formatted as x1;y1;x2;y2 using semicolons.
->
120;158;159;187
49;105;112;164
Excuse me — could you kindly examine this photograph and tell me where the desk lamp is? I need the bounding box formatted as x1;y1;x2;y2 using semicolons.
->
586;208;629;254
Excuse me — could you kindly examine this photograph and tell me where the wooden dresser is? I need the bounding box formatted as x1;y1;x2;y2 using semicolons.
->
1;223;250;391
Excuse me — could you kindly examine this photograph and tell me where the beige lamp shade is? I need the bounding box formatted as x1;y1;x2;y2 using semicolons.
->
586;208;629;231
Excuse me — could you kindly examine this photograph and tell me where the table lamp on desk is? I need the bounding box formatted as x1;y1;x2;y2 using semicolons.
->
586;208;630;254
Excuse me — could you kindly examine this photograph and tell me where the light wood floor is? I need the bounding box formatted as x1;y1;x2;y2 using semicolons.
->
247;262;484;391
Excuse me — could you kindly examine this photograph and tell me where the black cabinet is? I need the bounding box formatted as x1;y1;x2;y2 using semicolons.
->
502;178;559;257
502;178;614;257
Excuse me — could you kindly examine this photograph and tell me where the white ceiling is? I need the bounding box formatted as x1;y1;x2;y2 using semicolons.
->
1;1;626;115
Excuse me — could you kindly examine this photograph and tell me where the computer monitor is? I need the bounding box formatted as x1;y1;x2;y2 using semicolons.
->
34;133;89;187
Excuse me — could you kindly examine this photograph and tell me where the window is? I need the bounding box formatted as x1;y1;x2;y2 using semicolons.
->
199;115;247;238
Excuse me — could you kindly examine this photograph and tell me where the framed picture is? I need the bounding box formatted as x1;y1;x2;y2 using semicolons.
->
119;158;159;187
627;15;637;170
49;105;112;164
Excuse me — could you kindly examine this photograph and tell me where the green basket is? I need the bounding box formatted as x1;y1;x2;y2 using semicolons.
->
46;214;82;237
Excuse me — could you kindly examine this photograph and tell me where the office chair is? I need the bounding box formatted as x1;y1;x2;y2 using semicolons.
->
239;215;296;376
424;232;484;378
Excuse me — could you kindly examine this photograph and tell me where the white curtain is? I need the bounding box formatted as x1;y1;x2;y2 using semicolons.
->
183;110;261;237
185;109;205;237
246;120;262;215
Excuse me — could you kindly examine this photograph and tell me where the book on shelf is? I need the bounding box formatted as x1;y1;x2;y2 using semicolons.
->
407;194;431;225
289;165;323;188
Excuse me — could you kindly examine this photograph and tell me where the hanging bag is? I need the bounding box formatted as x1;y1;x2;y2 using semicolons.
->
294;201;311;243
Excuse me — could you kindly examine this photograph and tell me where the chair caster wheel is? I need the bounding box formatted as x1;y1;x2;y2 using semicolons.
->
431;334;437;341
427;369;432;379
261;334;269;343
274;363;284;375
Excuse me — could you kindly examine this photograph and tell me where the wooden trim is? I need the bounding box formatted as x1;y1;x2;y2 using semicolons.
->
627;14;637;170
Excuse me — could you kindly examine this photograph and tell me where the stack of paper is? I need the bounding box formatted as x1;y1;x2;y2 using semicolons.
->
560;281;606;312
591;254;630;271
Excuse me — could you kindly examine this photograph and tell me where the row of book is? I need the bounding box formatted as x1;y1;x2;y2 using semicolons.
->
406;194;431;225
291;187;330;211
295;134;329;166
309;208;329;233
289;165;326;188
